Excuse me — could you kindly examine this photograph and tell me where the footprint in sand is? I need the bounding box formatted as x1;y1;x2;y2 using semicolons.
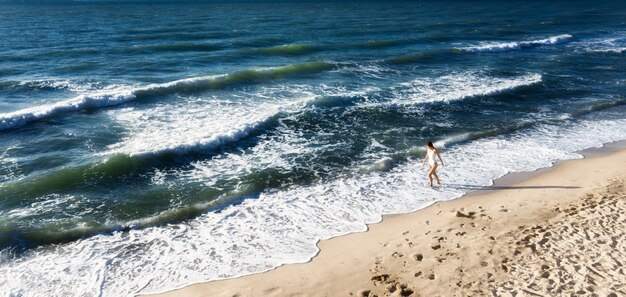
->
455;211;475;219
392;251;404;258
370;273;390;283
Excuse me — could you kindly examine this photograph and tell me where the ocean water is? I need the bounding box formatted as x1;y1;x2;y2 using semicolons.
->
1;1;625;296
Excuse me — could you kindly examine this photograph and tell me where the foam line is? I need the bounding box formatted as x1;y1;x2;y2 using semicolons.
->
571;37;626;54
461;34;572;52
388;72;542;106
106;110;284;157
0;62;334;131
0;87;137;130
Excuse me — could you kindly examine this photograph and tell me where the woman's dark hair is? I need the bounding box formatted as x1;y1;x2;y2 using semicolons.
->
427;141;435;149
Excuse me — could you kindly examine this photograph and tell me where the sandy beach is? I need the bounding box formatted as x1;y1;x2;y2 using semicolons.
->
145;147;626;297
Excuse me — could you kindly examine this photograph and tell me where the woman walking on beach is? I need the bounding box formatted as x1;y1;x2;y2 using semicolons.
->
422;141;444;187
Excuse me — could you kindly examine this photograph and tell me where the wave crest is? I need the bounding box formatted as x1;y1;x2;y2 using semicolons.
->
461;34;572;52
389;72;542;106
0;87;137;130
0;62;334;131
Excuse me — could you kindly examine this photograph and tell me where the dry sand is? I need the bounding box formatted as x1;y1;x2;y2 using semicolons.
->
144;148;626;297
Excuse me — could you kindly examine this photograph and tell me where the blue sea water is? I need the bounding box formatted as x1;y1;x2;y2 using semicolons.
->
0;1;625;295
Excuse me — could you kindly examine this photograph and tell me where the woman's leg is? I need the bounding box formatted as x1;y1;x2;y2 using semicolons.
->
427;172;433;187
432;166;441;185
428;163;438;187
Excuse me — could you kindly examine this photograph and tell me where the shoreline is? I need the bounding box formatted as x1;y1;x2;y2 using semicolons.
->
467;139;626;197
141;141;626;297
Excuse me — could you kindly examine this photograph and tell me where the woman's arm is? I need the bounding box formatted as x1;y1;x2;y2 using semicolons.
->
422;151;428;166
436;149;444;166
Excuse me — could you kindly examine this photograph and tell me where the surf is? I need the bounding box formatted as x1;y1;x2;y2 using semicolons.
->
3;116;626;297
460;34;573;52
0;62;334;131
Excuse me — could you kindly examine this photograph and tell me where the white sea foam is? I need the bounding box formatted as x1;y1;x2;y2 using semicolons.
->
104;85;317;156
174;123;321;192
333;62;401;80
0;146;23;184
0;62;334;131
2;193;94;222
2;115;625;297
387;72;542;106
0;85;138;130
9;79;93;92
0;75;244;131
594;47;626;53
105;81;380;157
0;74;231;131
105;102;281;156
568;33;626;54
461;34;572;52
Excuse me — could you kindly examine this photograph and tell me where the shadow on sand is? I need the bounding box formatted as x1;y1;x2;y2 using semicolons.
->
443;183;581;191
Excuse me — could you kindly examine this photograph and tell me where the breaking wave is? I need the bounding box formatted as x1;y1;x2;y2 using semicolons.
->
388;72;543;105
460;34;572;52
0;62;334;131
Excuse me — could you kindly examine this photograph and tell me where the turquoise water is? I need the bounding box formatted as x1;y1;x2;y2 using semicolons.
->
1;1;625;296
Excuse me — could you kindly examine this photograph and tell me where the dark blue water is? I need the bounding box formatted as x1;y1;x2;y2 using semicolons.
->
1;1;625;296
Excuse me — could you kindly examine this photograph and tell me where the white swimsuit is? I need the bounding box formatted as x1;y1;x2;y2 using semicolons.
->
427;149;437;166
